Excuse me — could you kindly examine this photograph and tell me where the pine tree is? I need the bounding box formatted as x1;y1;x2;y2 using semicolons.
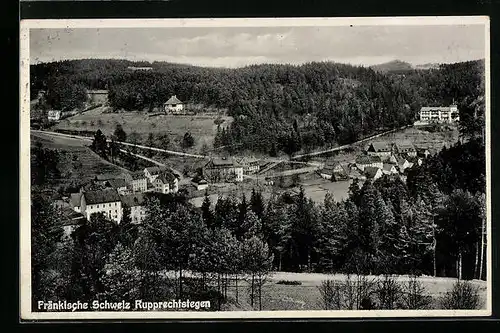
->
201;191;214;229
99;242;139;302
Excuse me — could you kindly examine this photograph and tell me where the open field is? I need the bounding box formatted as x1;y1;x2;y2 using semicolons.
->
52;106;233;152
227;275;487;311
298;177;352;203
161;270;487;311
31;131;128;188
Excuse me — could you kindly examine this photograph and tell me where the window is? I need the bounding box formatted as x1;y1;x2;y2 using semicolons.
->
97;205;99;208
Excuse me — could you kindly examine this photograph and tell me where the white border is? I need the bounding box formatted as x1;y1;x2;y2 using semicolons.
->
19;16;491;320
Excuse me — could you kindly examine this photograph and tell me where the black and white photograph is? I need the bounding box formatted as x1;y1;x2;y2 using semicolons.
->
20;17;491;319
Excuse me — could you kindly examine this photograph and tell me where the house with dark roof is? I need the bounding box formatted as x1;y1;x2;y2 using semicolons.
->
237;157;261;174
152;171;179;194
105;178;128;195
319;162;349;181
367;142;393;158
355;155;383;171
382;163;398;175
203;157;243;183
60;206;87;239
364;166;383;180
191;175;209;191
70;192;83;213
122;171;148;193
80;188;123;224
121;193;147;224
389;154;413;172
144;166;169;182
393;141;417;157
164;95;184;113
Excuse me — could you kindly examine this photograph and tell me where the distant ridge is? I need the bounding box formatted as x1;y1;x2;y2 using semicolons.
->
370;60;413;73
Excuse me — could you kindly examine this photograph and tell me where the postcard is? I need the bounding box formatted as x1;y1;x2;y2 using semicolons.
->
20;16;491;320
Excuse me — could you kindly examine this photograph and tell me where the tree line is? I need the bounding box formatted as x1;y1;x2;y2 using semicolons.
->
30;59;484;155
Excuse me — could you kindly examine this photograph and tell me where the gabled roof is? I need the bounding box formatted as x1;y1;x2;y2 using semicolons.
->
393;154;408;165
145;166;168;175
368;142;392;152
61;207;86;226
192;175;208;184
365;166;382;179
395;141;415;150
420;106;453;111
383;163;396;172
121;193;146;207
131;171;147;180
205;157;241;168
70;193;83;208
84;189;121;205
356;155;382;165
321;161;347;175
157;171;176;184
238;157;260;165
164;95;183;105
107;178;127;189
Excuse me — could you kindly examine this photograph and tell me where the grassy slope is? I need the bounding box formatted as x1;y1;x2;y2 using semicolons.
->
31;131;128;188
52;107;233;153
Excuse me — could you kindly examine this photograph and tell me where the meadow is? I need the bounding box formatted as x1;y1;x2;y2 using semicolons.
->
52;106;233;153
31;131;128;188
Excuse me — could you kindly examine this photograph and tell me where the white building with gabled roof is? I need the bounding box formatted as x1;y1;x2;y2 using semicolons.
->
164;95;184;113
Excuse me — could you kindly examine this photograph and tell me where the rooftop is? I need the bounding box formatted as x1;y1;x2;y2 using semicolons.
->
164;95;183;105
70;193;82;208
145;165;168;175
205;157;241;168
356;155;382;164
368;142;392;152
131;171;147;180
106;178;127;189
192;175;208;184
84;189;121;205
365;166;381;179
420;106;456;111
87;89;108;94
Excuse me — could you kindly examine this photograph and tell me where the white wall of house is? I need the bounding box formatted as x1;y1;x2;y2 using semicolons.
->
83;200;122;224
235;167;243;182
165;104;184;113
131;178;148;192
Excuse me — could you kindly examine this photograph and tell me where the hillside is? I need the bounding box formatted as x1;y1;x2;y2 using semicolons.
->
31;58;485;156
370;59;414;73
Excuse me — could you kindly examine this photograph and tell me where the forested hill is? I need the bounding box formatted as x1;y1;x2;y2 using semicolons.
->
30;58;485;155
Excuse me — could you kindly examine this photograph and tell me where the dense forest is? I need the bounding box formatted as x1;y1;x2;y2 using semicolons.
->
30;58;484;155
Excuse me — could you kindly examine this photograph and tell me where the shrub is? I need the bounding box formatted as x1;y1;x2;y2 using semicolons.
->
440;280;481;309
401;275;433;309
276;280;302;285
318;274;377;310
374;275;402;309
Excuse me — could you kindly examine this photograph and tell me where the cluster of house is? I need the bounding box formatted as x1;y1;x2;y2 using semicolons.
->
319;141;430;182
55;166;179;237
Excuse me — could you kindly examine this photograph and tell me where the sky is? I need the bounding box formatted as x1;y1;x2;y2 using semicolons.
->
29;25;486;68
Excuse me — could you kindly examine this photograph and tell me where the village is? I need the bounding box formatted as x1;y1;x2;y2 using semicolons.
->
40;89;460;239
